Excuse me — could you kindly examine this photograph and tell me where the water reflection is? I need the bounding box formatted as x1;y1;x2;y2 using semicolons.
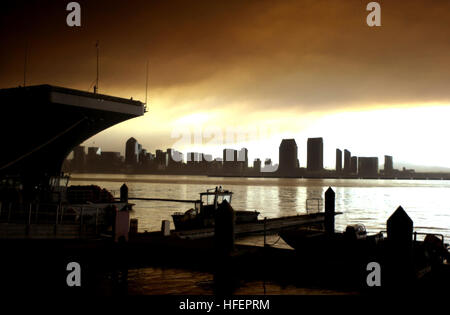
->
71;175;450;240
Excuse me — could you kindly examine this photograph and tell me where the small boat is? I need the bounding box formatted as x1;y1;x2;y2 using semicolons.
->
171;187;260;231
279;224;384;263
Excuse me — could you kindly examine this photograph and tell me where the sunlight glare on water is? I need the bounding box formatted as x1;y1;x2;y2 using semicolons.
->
70;174;450;241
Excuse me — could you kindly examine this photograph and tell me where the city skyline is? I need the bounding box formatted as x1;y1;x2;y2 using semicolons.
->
73;134;450;173
68;135;427;175
2;1;450;170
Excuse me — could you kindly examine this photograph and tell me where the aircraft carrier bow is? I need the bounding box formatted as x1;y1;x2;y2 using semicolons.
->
0;84;145;197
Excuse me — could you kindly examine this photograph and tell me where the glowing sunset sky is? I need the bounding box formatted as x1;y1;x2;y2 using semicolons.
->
1;0;450;169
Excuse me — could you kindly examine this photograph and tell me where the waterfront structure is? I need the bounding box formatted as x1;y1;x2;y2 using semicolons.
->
278;139;298;175
344;149;351;174
99;151;122;171
253;158;261;173
384;155;393;175
238;148;249;171
125;137;139;165
336;149;342;173
358;157;379;177
307;137;323;172
351;156;358;174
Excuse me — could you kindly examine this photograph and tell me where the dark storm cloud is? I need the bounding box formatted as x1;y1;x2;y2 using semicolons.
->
1;0;449;113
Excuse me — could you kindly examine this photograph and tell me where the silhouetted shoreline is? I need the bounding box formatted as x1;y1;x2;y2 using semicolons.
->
68;170;450;181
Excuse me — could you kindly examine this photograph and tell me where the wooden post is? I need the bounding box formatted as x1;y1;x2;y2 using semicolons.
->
130;218;138;235
161;220;170;236
324;187;335;235
386;206;414;287
120;184;128;202
28;203;32;225
7;203;12;222
214;199;236;295
214;199;235;254
263;217;267;246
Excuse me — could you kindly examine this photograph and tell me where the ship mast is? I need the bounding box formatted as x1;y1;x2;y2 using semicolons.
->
94;40;99;94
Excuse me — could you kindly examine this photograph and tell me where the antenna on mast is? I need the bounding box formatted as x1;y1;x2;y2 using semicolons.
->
23;40;28;87
94;40;99;94
145;59;149;106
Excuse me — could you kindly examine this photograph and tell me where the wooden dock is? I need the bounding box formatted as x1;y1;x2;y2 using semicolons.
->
174;212;342;239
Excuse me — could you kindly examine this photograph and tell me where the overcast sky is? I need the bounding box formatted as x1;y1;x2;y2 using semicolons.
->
1;0;450;168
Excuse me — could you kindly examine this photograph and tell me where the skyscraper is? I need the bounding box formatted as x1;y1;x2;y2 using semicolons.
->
350;156;358;174
307;137;323;172
253;158;261;173
125;137;139;165
279;139;298;175
344;149;351;173
336;149;342;173
384;155;393;175
238;148;248;170
358;157;379;177
223;148;238;172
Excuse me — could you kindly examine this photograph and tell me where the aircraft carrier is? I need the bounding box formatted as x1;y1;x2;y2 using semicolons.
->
0;84;145;199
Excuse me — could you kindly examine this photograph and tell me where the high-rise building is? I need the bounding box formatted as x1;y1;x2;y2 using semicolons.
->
384;155;393;175
100;151;122;171
166;148;183;169
253;158;261;173
238;148;248;170
125;137;139;165
336;149;342;173
358;157;378;177
278;139;298;174
223;148;238;172
350;156;358;174
307;137;323;172
343;149;351;173
155;149;166;169
87;147;101;170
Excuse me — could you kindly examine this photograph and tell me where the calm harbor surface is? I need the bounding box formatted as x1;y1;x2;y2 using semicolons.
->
70;174;450;241
70;174;450;294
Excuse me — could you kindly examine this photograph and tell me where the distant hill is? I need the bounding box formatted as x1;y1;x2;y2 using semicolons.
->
388;162;450;173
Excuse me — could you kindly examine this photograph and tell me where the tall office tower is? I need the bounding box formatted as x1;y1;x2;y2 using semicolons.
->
279;139;298;175
238;148;249;170
350;156;358;174
166;148;183;168
384;155;393;175
87;147;101;170
155;149;166;169
253;158;261;173
307;137;323;172
336;149;342;173
343;149;351;173
125;137;139;165
358;157;379;177
223;148;238;172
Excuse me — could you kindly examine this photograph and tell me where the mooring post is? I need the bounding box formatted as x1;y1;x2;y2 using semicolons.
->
324;187;335;235
120;183;128;202
214;199;235;254
386;206;414;287
214;199;236;295
161;220;170;236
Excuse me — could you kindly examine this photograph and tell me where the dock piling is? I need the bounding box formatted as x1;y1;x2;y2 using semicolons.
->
386;206;414;288
120;184;128;202
161;220;170;236
324;187;335;235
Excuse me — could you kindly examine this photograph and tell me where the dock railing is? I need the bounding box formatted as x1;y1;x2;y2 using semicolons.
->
306;198;323;214
0;200;112;239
